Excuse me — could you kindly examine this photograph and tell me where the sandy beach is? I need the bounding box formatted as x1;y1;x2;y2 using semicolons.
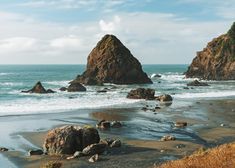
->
1;98;234;168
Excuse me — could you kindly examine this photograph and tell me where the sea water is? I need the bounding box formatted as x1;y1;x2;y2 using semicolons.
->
0;64;235;116
0;64;235;167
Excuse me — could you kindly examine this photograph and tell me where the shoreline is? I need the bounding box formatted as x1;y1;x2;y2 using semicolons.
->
0;98;235;167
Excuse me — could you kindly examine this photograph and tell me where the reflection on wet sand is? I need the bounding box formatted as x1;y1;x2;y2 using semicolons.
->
90;108;135;121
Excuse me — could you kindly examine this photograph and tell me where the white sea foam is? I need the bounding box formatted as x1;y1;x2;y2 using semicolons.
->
0;82;23;86
160;73;191;82
0;73;13;76
44;80;70;86
174;91;235;99
0;93;140;116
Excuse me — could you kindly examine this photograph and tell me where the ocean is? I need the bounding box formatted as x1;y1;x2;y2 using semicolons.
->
0;64;235;116
0;64;235;167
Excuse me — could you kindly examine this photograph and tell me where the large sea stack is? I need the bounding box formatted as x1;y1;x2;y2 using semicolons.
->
71;34;152;85
185;22;235;80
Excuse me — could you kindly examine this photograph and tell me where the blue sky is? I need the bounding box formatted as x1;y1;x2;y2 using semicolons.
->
0;0;234;64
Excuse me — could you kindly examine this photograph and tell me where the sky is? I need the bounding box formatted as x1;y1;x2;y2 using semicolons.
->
0;0;234;64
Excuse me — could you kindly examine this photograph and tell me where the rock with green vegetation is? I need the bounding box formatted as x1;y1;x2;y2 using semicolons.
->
185;22;235;80
71;34;152;85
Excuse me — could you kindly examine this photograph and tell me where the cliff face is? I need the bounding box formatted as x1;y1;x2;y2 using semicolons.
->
185;22;235;80
72;34;152;85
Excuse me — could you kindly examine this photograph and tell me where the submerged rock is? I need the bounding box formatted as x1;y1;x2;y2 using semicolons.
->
97;89;107;93
0;147;8;152
176;144;186;149
43;125;100;155
174;121;187;128
59;87;67;91
127;88;155;100
71;34;152;85
187;80;209;86
151;74;161;78
28;149;44;156
111;121;122;128
156;94;173;102
46;89;55;93
185;22;235;80
96;120;111;129
160;135;176;141
67;82;86;92
110;140;121;148
22;81;55;94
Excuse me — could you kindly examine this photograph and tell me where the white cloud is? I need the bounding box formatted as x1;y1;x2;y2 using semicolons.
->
0;37;37;51
50;35;82;49
99;15;121;33
0;10;233;64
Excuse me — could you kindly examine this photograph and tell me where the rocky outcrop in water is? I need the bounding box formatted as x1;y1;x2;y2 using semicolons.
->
156;94;173;102
22;81;55;94
185;22;235;80
187;80;209;86
43;125;100;155
71;34;152;85
67;82;86;92
127;88;155;100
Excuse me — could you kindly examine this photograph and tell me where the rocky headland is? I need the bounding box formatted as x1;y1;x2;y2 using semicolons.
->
185;22;235;80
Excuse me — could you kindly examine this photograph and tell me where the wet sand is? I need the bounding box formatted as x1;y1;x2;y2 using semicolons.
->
5;132;202;168
1;98;235;168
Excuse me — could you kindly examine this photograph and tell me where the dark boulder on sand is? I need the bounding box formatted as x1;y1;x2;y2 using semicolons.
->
67;82;86;92
71;34;152;85
127;88;155;100
43;125;100;155
187;80;209;86
21;81;55;94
